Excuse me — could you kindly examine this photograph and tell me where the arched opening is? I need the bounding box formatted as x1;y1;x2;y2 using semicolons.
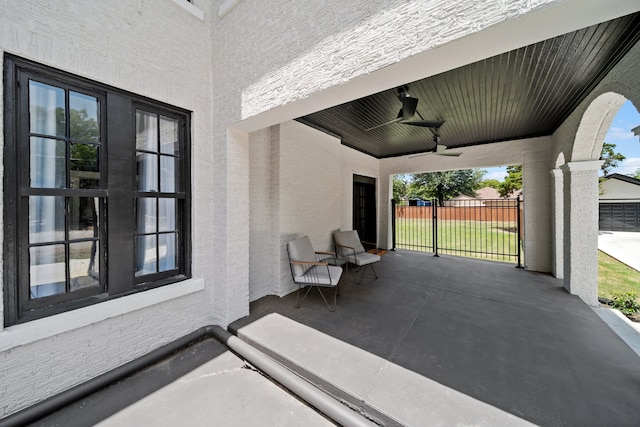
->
596;99;640;311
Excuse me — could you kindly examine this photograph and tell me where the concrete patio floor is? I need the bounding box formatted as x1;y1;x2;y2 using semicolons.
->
230;250;640;426
19;250;640;426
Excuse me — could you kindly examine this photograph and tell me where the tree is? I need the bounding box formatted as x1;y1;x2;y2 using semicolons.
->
600;142;625;176
393;175;409;202
633;169;640;180
409;169;484;206
497;165;522;198
479;178;501;189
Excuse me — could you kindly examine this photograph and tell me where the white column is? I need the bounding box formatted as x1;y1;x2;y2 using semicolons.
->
561;160;603;306
550;169;564;279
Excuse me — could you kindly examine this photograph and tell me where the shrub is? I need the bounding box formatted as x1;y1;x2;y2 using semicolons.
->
610;292;640;319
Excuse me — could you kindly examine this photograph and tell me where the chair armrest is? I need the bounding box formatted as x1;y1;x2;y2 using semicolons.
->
315;251;336;256
361;240;377;248
290;260;328;267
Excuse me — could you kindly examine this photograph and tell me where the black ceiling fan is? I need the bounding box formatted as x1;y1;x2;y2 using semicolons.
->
365;85;445;131
409;128;462;158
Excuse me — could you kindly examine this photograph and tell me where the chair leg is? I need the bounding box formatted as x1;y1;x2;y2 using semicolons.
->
295;285;313;308
355;263;378;285
297;285;337;312
316;287;337;312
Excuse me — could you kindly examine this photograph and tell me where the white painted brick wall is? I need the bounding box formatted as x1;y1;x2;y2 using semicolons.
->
274;121;342;294
248;121;380;298
0;0;217;417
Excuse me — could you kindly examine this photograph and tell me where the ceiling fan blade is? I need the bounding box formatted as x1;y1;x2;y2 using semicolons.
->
364;116;403;131
400;119;446;129
434;144;462;156
408;152;432;159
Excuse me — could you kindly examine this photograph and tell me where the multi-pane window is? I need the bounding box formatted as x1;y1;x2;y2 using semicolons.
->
135;111;182;278
3;55;191;325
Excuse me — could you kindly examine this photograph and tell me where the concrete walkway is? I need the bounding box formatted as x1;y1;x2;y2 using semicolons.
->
598;230;640;271
230;251;640;427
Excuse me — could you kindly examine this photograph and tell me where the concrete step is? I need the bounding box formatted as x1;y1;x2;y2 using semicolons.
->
230;313;535;427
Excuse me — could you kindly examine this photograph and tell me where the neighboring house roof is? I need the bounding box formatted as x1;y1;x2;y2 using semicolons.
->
452;187;522;200
600;174;640;201
604;173;640;186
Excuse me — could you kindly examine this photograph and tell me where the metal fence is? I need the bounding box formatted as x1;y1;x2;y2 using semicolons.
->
392;197;523;266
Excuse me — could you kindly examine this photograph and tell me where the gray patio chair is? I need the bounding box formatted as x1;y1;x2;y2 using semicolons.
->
333;230;380;285
287;236;342;312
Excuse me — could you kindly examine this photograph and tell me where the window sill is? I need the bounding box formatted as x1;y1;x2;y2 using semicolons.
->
172;0;204;21
0;278;205;352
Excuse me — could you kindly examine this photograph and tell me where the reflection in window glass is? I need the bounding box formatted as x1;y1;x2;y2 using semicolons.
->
137;152;158;192
70;143;100;189
30;137;66;188
159;233;177;272
160;116;179;155
70;242;100;291
136;198;157;234
135;235;156;276
158;198;176;232
29;196;65;244
160;155;178;192
29;81;65;137
136;111;157;152
69;197;99;240
70;91;100;142
30;245;66;299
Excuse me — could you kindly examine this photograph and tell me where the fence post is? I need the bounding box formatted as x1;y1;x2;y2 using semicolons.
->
432;199;439;257
516;196;523;268
391;198;396;251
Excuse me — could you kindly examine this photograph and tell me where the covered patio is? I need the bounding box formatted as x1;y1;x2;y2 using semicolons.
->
230;250;640;426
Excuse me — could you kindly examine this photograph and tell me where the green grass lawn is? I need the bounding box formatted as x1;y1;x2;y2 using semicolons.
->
395;219;520;263
396;221;639;302
598;250;640;301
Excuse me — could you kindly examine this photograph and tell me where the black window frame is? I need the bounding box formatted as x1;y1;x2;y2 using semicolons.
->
3;55;192;325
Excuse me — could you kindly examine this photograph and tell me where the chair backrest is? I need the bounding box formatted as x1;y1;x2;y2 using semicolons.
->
287;236;316;277
333;230;365;254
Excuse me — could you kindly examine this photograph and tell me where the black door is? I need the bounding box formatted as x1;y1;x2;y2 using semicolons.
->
353;175;377;244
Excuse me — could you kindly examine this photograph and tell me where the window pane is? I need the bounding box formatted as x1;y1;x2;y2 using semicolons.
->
159;233;177;272
70;241;100;291
135;235;157;276
29;196;65;243
158;198;176;232
137;152;158;192
69;197;99;240
160;116;179;155
136;198;157;234
30;244;66;299
70;92;100;142
160;155;178;192
29;81;65;137
70;143;100;189
136;111;157;152
30;137;66;188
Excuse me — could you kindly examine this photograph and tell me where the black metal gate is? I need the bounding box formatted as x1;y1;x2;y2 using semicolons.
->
392;198;523;266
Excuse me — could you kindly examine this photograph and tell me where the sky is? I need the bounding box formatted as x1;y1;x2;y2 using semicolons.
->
483;100;640;181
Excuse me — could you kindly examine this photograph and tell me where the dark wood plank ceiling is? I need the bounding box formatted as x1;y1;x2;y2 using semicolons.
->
298;12;640;158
